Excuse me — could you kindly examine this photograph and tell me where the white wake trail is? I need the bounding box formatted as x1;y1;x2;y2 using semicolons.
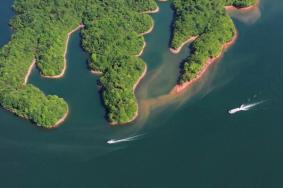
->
229;100;265;114
107;134;145;144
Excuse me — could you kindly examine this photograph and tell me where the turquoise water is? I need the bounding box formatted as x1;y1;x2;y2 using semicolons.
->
1;0;283;187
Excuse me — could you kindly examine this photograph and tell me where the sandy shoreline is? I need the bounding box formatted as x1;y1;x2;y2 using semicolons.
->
139;22;155;36
21;25;83;128
45;107;69;129
111;64;148;126
4;103;69;129
113;9;160;125
170;36;198;54
91;70;103;75
110;7;158;125
42;24;84;79
136;41;147;57
170;1;259;94
126;64;148;125
225;0;260;11
24;24;84;83
171;32;238;94
143;6;160;14
24;59;36;85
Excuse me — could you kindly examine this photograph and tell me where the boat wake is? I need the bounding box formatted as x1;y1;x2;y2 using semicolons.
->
228;101;264;114
107;134;144;145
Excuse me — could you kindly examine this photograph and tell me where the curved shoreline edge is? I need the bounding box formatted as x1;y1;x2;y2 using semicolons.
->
24;59;36;85
225;0;260;11
42;24;85;79
143;6;160;14
169;1;259;54
110;64;148;126
22;25;83;128
109;7;159;125
45;106;69;129
136;41;147;57
170;36;198;54
169;1;259;94
24;24;84;83
171;31;238;94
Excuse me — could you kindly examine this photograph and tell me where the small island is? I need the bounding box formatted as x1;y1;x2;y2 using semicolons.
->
0;0;258;127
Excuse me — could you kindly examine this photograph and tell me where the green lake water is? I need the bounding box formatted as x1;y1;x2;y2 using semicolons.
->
1;0;283;187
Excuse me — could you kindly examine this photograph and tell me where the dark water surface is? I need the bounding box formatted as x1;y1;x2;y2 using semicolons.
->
1;0;283;187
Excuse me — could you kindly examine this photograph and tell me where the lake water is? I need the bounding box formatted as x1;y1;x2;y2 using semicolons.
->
1;0;283;187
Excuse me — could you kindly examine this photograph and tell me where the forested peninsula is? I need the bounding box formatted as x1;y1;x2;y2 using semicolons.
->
0;0;258;127
0;0;158;127
169;0;257;91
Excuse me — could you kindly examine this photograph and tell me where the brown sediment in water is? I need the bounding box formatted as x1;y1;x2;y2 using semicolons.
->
171;32;238;94
170;1;260;94
107;8;158;125
135;33;238;124
114;14;156;124
126;0;260;125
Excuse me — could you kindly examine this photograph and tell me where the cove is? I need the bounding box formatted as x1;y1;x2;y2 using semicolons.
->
1;0;283;187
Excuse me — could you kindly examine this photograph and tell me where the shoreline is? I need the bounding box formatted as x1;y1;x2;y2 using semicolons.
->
139;22;155;36
21;25;83;127
170;1;260;94
114;10;158;125
136;41;147;57
171;31;238;94
42;24;85;79
24;24;84;84
111;64;148;126
91;70;103;75
110;6;156;125
44;106;69;129
4;104;69;129
170;36;198;54
225;0;260;11
142;6;160;14
23;59;36;85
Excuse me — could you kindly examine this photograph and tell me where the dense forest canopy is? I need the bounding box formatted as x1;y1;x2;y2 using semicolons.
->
0;0;157;127
0;0;256;127
170;0;257;83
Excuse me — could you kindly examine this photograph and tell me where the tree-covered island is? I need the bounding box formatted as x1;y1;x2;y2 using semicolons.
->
0;0;258;127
